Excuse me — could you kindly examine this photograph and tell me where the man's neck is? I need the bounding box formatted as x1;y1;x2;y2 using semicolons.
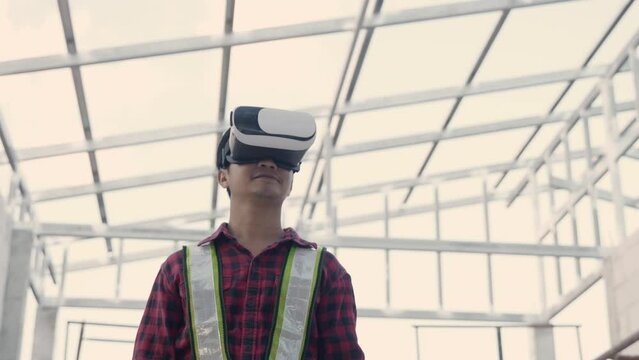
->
227;198;283;256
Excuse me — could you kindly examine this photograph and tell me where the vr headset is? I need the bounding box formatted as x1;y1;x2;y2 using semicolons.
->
216;106;316;172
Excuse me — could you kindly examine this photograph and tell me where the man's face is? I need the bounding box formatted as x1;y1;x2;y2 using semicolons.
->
218;159;294;202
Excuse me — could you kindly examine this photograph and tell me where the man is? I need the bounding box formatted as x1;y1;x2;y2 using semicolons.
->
133;106;364;359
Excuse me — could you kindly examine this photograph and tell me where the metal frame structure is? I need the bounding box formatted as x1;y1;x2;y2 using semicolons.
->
1;0;639;358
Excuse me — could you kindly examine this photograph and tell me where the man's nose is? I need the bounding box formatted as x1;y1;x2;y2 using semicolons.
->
257;159;277;169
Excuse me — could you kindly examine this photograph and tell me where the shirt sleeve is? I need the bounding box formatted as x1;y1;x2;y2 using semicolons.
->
133;252;189;359
316;252;365;359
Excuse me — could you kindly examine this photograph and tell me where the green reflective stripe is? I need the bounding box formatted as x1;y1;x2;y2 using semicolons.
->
298;246;324;359
184;246;201;360
268;247;297;360
209;244;229;359
268;246;323;360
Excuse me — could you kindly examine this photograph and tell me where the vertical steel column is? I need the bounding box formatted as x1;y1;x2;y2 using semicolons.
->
32;305;58;360
0;228;35;360
496;327;504;360
600;79;627;245
529;169;547;310
581;114;602;247
544;153;563;295
434;185;444;309
414;326;421;360
58;246;68;304
383;193;391;308
482;177;495;311
561;131;582;278
630;46;639;118
115;239;124;299
76;322;85;360
575;326;584;360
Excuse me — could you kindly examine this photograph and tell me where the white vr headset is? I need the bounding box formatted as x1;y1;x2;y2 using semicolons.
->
216;106;317;172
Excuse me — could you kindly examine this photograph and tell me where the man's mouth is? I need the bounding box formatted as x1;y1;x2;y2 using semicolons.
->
253;173;280;182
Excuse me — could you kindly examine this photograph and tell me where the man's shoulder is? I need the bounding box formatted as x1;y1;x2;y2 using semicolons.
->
319;249;349;281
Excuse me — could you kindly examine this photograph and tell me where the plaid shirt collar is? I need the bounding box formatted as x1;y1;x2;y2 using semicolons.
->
197;222;316;249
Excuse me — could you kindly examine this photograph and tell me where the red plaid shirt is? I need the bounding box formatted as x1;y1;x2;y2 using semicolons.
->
133;223;364;359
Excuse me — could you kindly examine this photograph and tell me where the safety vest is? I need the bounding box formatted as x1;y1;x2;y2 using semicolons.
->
183;243;325;360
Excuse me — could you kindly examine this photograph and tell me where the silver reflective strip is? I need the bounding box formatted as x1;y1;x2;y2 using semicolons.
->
274;247;322;360
186;244;226;360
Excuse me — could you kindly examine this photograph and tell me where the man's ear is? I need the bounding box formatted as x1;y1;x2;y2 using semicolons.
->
218;169;229;189
286;175;294;196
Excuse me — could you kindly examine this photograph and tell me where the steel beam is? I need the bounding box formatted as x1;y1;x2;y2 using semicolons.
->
535;117;639;244
506;29;639;207
493;0;635;190
210;0;235;230
6;101;630;167
550;177;638;208
40;296;534;321
401;8;509;204
29;110;614;202
25;221;602;257
56;0;113;252
0;0;578;77
537;268;602;323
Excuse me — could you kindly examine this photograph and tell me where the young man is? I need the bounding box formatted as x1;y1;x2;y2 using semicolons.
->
133;107;364;359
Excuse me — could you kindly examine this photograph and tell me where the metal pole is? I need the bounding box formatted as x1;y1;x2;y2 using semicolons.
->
575;326;584;360
529;169;547;310
434;185;444;309
384;193;391;308
496;327;504;360
299;0;370;219
64;321;70;360
58;246;69;304
544;153;563;296
76;321;86;360
630;46;639;118
600;79;627;245
581;114;602;246
482;177;495;310
415;326;421;360
115;239;124;299
561;132;582;278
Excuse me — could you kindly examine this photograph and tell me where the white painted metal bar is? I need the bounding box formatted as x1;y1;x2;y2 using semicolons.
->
115;239;124;299
57;247;68;304
493;0;635;190
482;177;495;310
28;222;603;257
561;132;582;277
2;97;631;167
529;168;548;311
383;193;391;308
43;296;535;322
506;29;639;207
581;114;602;246
434;185;444;309
600;79;627;244
0;0;579;77
302;0;370;222
544;153;564;296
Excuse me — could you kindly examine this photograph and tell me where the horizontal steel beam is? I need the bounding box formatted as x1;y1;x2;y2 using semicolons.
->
31;119;608;202
60;230;601;273
0;0;577;76
2;88;631;168
328;63;628;117
3;122;227;164
40;296;535;321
